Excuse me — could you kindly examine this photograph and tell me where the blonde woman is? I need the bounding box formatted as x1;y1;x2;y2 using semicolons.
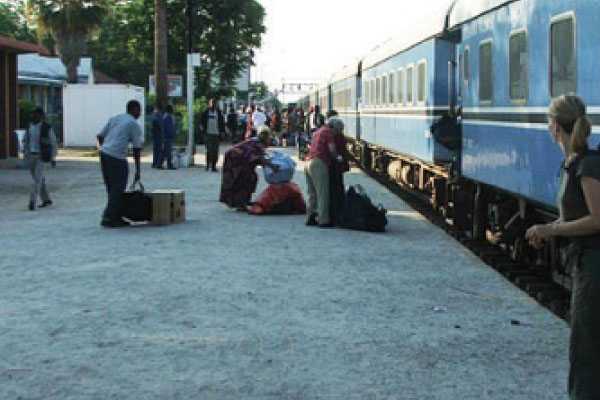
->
526;95;600;399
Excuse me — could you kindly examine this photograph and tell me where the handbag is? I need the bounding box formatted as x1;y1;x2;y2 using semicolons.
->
121;180;152;222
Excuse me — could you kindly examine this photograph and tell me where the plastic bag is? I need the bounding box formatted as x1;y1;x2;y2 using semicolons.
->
263;150;296;184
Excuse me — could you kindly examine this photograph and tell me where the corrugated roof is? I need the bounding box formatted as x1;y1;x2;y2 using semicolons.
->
449;0;518;27
0;35;49;55
361;0;454;70
18;54;93;83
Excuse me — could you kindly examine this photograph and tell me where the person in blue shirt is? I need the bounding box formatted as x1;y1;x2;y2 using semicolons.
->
96;100;143;228
162;104;177;170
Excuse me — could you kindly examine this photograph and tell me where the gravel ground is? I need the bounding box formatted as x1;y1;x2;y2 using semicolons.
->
0;147;569;400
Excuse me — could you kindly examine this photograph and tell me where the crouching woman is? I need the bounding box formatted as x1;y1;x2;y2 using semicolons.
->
219;126;272;210
526;95;600;400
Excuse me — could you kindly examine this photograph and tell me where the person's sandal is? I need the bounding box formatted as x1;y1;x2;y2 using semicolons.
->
305;214;318;226
39;200;53;208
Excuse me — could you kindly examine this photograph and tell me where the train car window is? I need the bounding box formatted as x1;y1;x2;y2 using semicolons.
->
509;31;528;101
398;69;404;105
382;76;388;105
388;73;395;104
406;66;414;105
463;48;470;90
479;42;493;102
458;53;463;98
551;16;576;96
372;79;376;105
347;88;351;109
417;61;427;103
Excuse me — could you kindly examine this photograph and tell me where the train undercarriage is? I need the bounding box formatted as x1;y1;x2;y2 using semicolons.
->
348;138;571;317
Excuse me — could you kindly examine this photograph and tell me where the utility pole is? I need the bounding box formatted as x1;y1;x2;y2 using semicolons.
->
185;0;199;167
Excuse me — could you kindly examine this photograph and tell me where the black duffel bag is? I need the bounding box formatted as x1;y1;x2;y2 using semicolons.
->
340;185;388;232
121;180;152;222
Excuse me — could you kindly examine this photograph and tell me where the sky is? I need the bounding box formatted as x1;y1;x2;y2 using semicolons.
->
252;0;453;99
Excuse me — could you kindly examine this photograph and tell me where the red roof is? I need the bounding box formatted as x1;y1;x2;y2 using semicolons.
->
0;35;50;55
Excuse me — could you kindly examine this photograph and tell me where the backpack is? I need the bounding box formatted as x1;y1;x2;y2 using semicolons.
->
340;185;388;232
39;123;53;163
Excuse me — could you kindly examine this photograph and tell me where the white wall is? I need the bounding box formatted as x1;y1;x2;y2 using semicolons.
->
63;84;145;147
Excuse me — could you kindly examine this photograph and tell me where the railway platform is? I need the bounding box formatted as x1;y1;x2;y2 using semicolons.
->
0;148;569;399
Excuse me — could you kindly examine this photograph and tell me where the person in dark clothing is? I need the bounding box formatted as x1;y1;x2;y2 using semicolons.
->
97;100;143;228
325;110;350;225
200;99;226;171
226;105;239;143
23;107;57;210
220;126;273;210
151;105;163;168
308;105;325;134
162;105;176;169
526;95;600;400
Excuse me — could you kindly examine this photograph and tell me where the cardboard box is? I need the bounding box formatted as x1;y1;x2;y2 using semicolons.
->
148;190;186;225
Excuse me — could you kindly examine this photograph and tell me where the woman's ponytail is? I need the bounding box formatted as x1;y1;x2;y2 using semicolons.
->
571;115;591;155
549;95;591;155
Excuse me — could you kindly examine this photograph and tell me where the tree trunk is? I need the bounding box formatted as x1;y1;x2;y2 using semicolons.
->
154;0;168;109
66;61;78;84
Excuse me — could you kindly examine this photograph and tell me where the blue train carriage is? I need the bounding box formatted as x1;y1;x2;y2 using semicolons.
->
450;0;600;282
317;82;331;115
329;63;361;141
357;3;458;200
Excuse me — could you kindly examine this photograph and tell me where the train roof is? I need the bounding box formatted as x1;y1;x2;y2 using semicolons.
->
449;0;519;27
329;61;361;84
362;0;454;70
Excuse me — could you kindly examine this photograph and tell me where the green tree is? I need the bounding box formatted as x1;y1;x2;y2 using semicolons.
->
0;1;36;42
27;0;110;83
87;0;265;98
249;81;269;100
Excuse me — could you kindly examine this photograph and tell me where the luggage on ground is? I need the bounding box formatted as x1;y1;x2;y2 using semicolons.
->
148;190;186;225
340;185;387;232
248;182;306;215
121;181;152;222
263;150;296;184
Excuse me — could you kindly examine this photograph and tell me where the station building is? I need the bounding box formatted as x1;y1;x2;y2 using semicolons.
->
0;35;47;162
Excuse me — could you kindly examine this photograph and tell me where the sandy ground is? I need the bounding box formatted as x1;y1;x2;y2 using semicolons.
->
0;147;569;400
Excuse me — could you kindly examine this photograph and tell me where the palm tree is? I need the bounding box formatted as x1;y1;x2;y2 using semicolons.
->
154;0;168;109
27;0;109;83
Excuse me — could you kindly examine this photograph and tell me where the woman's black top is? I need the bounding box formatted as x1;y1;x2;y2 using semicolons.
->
558;151;600;249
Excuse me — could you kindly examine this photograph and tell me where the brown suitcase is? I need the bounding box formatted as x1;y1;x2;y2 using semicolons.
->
148;190;186;225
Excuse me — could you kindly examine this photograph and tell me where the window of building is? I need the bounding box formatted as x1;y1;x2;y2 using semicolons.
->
551;15;576;96
398;69;404;105
479;41;493;102
376;77;381;105
406;66;414;105
417;61;427;103
365;81;370;105
509;31;528;101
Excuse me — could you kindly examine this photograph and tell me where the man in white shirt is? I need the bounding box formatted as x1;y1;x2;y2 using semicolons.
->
23;107;57;211
96;100;143;228
252;106;268;129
